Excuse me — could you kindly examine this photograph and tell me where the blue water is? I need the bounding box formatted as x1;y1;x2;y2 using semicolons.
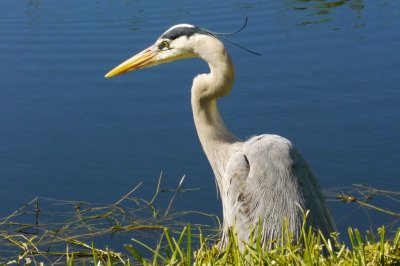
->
1;0;399;241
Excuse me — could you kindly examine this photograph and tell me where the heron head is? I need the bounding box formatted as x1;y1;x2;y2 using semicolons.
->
105;24;216;78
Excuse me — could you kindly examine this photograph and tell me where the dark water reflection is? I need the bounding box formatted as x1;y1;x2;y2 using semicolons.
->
0;0;399;249
291;0;365;26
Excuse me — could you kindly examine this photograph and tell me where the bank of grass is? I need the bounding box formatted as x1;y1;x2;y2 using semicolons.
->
2;180;400;265
18;223;400;265
119;221;400;266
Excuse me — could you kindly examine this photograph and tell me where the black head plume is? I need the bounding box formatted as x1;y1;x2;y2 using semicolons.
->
200;17;261;56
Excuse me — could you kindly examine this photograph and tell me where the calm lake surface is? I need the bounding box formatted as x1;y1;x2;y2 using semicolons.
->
1;0;399;240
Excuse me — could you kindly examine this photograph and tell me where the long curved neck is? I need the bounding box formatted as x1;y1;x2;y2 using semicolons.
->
191;43;239;185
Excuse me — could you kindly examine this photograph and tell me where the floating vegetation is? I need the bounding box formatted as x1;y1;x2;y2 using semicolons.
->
0;175;219;264
325;183;400;234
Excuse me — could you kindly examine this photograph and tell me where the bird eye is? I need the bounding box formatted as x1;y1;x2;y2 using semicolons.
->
159;40;170;50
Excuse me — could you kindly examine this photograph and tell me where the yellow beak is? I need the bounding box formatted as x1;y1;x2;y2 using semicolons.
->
105;47;158;78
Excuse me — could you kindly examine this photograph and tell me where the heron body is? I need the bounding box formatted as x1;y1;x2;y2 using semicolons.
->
105;24;335;247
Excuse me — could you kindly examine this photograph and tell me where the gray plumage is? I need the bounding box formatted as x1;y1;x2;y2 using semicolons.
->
105;24;336;248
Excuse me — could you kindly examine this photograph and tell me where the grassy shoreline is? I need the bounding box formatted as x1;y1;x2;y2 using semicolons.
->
3;221;400;265
1;181;400;265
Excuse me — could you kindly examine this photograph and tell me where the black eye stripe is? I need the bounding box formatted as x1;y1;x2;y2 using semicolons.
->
162;27;196;40
161;26;212;40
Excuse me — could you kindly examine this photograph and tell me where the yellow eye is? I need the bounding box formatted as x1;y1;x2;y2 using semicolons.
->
159;40;170;49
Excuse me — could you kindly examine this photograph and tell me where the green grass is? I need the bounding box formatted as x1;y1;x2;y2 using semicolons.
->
10;223;400;265
4;210;400;266
121;218;400;266
2;180;400;265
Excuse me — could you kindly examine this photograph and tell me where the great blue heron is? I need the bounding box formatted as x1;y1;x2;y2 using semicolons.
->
105;24;335;247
